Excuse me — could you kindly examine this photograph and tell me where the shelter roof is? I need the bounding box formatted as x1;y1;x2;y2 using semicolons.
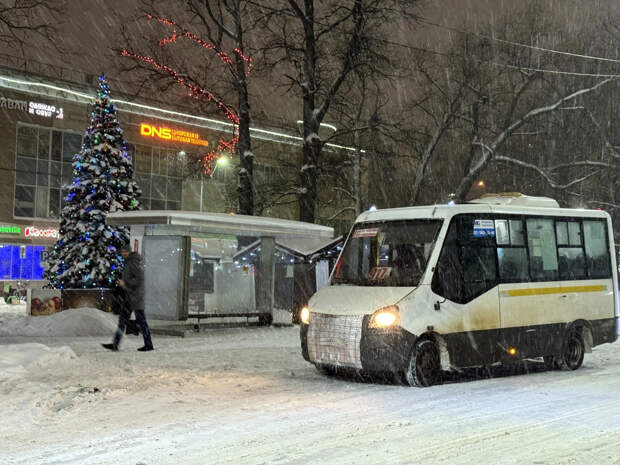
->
107;210;334;239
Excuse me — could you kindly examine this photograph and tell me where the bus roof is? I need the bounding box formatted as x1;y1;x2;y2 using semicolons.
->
355;201;610;224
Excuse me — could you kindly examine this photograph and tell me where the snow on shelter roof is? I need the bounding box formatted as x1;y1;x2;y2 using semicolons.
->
233;235;344;260
106;210;334;239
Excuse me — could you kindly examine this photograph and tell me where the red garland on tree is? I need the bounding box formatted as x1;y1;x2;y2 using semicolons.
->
121;13;253;176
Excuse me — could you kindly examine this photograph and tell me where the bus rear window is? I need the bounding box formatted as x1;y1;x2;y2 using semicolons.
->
332;219;442;286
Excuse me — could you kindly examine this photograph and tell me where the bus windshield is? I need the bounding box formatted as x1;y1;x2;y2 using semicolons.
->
332;219;443;286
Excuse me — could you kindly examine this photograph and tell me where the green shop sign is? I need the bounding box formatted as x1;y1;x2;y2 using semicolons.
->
0;225;21;234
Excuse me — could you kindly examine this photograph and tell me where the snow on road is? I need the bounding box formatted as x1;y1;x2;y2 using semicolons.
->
1;309;619;465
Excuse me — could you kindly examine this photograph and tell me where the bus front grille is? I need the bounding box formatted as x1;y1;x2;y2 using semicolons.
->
307;313;364;368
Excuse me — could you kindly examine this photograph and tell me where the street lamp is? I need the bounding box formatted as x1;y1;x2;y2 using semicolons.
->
211;156;229;177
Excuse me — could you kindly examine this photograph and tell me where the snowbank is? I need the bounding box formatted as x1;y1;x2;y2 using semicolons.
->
0;343;76;383
0;300;27;314
0;307;118;337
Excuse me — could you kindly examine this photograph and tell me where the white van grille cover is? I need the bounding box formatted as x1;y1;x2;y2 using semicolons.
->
307;313;364;368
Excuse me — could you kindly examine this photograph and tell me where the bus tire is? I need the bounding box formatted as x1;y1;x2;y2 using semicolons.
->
557;329;585;371
404;339;442;387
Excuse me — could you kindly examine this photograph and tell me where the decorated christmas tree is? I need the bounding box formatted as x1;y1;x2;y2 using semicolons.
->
44;75;141;289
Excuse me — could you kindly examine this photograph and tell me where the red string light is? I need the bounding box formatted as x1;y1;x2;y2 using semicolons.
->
147;14;253;76
121;13;253;176
200;136;238;176
121;50;239;125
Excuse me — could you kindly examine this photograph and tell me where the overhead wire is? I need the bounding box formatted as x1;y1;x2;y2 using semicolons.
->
368;35;620;78
367;34;620;78
419;18;620;65
283;6;620;78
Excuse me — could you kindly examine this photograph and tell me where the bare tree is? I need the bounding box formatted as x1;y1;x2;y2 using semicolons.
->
455;77;615;200
188;0;255;215
405;54;472;204
395;3;619;208
120;0;257;215
0;0;65;54
256;0;418;223
322;69;401;225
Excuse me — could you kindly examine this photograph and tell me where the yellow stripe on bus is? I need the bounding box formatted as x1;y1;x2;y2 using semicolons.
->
501;285;606;297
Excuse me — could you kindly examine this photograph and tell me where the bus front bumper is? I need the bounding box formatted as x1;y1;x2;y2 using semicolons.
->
300;315;417;374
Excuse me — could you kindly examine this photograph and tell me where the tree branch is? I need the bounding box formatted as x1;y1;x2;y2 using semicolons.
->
494;155;600;189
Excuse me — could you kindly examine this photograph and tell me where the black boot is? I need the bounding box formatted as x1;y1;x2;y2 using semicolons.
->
137;345;154;352
101;343;118;351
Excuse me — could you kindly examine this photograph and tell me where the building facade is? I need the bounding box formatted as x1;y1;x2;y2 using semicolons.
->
0;67;358;286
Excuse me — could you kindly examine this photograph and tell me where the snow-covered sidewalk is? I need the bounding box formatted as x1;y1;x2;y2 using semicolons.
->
1;309;619;465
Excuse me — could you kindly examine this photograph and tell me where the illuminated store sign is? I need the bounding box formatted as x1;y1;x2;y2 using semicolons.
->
140;123;209;147
28;101;64;119
25;226;59;238
0;95;64;119
0;225;21;234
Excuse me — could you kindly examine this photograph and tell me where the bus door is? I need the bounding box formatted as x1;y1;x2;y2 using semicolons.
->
556;219;614;327
497;218;560;358
432;215;500;366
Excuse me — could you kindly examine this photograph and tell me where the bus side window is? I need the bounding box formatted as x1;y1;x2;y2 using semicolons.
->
432;215;498;303
583;220;611;278
432;220;463;302
556;220;586;280
462;246;498;301
498;247;529;281
526;218;559;281
497;218;529;282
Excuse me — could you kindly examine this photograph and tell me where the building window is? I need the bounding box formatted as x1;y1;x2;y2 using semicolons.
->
14;124;82;219
126;143;185;212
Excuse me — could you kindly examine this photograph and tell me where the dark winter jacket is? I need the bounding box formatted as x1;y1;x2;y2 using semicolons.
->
121;252;145;311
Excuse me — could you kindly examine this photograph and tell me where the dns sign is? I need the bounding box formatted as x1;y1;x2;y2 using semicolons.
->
139;123;209;147
140;123;171;140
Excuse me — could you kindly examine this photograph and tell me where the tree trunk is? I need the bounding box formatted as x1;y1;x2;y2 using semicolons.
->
231;1;253;215
298;0;319;223
353;130;362;215
299;120;321;223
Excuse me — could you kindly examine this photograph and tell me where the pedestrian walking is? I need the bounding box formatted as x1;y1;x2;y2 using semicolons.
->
102;244;154;352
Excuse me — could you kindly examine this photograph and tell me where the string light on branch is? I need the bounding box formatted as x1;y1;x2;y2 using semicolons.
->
121;13;255;176
120;50;239;125
146;14;253;75
200;135;238;176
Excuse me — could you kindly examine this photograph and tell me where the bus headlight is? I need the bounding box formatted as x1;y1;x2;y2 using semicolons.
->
300;307;311;325
369;305;399;328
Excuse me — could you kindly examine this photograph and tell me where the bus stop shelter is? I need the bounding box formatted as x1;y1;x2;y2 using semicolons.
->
106;211;334;324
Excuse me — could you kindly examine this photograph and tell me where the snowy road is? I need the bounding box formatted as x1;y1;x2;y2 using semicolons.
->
1;325;619;465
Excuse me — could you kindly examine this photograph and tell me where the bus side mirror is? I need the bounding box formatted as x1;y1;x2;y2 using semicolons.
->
434;301;441;311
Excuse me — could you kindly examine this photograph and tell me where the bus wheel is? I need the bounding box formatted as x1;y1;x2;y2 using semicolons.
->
404;339;441;387
557;330;585;371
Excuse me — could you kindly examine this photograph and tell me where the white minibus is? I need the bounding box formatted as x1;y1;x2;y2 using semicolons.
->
300;193;619;386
